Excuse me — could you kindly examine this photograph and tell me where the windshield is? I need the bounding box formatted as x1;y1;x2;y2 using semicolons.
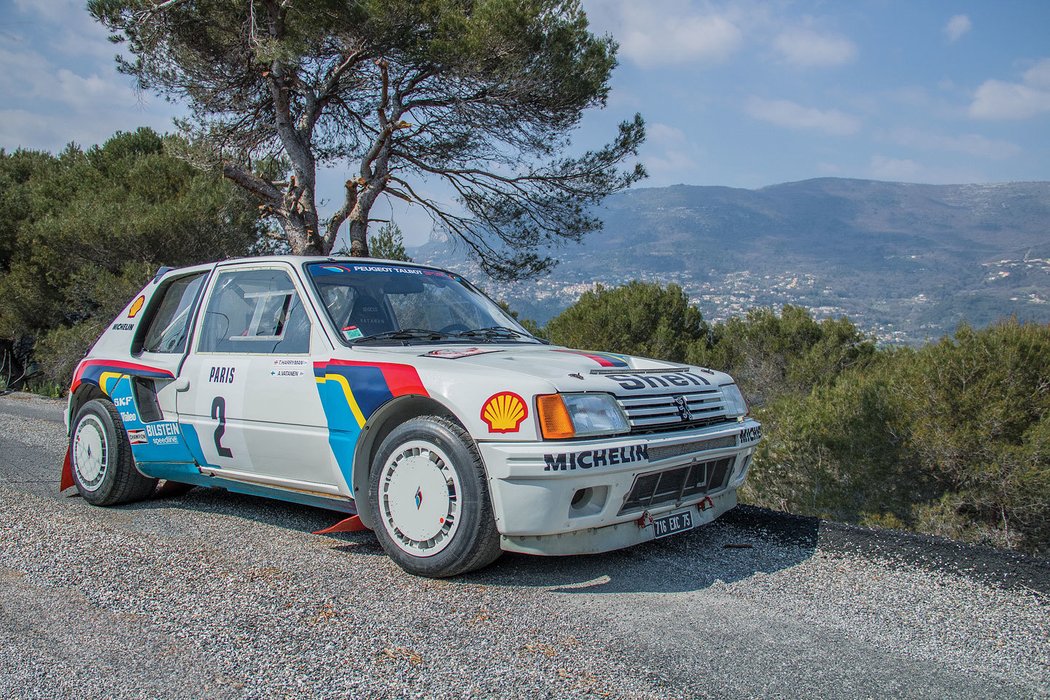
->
305;262;540;345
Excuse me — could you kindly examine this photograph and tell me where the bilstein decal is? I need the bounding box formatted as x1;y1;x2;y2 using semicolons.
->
543;444;649;472
481;392;528;433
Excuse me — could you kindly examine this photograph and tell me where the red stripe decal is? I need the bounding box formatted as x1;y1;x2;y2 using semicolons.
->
70;359;175;393
552;349;617;367
317;359;429;397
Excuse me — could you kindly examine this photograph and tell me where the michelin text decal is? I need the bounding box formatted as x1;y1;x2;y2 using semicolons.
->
543;444;648;472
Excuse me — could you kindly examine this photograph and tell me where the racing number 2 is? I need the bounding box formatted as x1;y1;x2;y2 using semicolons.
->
211;396;233;458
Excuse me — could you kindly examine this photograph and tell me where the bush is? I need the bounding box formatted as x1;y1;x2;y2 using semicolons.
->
0;128;268;389
546;282;706;362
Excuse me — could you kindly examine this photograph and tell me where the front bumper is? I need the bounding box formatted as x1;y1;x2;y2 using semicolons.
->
477;418;760;555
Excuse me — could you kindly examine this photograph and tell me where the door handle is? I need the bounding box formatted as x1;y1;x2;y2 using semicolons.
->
173;377;190;392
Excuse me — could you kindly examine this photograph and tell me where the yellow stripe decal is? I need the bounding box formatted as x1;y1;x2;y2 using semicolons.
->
98;371;126;396
316;374;366;428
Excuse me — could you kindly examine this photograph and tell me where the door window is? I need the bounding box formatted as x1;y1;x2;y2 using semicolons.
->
136;272;208;354
197;268;311;354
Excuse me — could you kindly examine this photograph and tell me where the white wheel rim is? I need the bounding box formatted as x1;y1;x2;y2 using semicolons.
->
378;439;463;558
73;414;108;492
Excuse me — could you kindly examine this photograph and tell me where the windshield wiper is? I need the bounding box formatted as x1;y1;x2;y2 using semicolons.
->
450;326;547;343
351;328;450;345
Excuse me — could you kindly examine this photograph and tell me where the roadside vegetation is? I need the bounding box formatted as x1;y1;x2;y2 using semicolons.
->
0;128;274;392
545;283;1050;556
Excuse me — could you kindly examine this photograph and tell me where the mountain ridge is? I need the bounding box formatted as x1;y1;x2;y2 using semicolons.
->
411;177;1050;343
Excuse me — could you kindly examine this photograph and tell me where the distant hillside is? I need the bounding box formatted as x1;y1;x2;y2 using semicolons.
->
410;178;1050;343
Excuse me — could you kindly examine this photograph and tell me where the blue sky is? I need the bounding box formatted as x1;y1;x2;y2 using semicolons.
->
1;0;1049;244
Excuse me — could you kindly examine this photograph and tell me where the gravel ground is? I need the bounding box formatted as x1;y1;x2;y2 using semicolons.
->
1;392;1047;699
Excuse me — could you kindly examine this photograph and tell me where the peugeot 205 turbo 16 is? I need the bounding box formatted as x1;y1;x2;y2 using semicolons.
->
62;257;762;577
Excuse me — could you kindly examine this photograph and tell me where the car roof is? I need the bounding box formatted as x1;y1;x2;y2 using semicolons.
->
156;256;450;283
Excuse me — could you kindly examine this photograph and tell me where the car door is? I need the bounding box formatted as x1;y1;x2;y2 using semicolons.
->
177;263;343;494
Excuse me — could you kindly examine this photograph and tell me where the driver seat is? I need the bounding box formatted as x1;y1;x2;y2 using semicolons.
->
347;294;395;336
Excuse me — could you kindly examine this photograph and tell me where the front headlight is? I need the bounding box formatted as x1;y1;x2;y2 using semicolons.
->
721;383;749;418
536;393;630;439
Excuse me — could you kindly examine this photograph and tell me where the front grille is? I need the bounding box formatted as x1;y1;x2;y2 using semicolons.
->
619;457;735;515
647;435;737;462
617;390;731;434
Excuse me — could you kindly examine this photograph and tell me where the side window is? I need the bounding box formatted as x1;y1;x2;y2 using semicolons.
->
137;272;208;354
197;268;311;354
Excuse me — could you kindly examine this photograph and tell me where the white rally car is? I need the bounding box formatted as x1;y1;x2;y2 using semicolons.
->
62;256;761;577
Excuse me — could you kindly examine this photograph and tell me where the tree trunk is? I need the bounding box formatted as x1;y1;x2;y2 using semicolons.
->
347;219;370;257
279;214;325;256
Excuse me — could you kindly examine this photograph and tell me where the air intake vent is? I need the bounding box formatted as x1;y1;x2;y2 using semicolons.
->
619;457;735;515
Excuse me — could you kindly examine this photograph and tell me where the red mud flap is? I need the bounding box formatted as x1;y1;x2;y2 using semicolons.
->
313;514;370;535
60;446;74;492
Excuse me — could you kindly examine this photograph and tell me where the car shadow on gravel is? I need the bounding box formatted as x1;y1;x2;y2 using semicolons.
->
108;488;1050;596
466;505;1050;595
464;506;823;594
111;485;369;538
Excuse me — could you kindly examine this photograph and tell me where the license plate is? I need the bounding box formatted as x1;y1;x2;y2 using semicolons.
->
652;509;694;539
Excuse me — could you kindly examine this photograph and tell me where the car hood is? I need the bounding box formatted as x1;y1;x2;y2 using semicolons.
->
344;344;735;395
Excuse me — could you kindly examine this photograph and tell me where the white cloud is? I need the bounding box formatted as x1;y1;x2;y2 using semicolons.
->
0;3;181;152
640;122;697;185
773;27;857;67
884;127;1020;160
970;58;1050;120
868;155;984;184
53;68;142;110
944;15;972;43
609;2;743;67
1025;59;1050;89
647;122;687;145
744;97;861;136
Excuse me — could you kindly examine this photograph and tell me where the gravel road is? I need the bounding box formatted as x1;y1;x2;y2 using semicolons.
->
1;392;1047;699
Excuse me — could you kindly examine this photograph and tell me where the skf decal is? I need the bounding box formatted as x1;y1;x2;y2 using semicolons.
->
543;444;649;471
606;371;710;390
740;425;762;443
208;366;236;383
128;295;145;318
481;392;528;433
552;349;629;368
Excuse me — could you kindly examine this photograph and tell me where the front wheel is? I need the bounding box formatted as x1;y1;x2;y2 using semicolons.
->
368;416;502;577
70;399;157;506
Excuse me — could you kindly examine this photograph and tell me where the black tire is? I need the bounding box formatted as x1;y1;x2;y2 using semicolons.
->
368;416;502;577
69;399;157;506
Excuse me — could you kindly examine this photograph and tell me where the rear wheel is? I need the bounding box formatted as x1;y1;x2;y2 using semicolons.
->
70;399;157;506
368;416;502;577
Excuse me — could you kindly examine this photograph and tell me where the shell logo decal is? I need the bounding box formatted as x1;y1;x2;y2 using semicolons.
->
481;392;528;433
128;295;145;318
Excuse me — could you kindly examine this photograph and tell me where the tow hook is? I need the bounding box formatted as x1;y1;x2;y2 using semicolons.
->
697;496;714;511
636;511;653;529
